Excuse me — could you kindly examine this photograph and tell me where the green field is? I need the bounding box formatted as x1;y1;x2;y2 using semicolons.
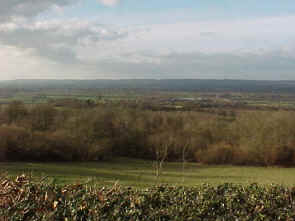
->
2;158;295;187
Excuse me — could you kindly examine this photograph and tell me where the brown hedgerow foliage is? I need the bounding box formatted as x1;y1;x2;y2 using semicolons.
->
1;174;295;220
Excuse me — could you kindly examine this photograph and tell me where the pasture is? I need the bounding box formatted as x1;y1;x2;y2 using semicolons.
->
2;158;295;187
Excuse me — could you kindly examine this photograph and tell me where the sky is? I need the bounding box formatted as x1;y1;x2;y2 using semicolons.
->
0;0;295;80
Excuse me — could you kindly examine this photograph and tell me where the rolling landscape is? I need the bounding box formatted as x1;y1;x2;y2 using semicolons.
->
1;0;295;220
2;79;295;219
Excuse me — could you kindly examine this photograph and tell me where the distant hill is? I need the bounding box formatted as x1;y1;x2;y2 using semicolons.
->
1;79;295;93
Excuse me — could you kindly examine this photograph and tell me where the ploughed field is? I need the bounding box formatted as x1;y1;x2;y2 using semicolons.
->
2;158;295;187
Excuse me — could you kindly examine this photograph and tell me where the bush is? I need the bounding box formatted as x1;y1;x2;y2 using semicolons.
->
274;144;295;166
195;142;235;164
0;125;30;161
2;175;295;220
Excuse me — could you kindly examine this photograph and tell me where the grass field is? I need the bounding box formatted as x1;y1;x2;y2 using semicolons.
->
1;158;295;187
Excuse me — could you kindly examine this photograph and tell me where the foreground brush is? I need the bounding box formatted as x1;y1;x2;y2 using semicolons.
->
1;174;295;220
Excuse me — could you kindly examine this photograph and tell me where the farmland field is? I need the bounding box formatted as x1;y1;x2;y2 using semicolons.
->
2;158;295;187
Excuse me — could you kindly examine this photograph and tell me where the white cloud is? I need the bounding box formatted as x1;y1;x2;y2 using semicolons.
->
0;19;128;64
0;44;107;80
0;0;79;22
97;0;120;7
128;16;295;54
85;50;295;80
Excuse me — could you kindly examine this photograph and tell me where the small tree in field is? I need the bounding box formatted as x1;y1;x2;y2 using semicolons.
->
175;132;194;183
148;131;174;178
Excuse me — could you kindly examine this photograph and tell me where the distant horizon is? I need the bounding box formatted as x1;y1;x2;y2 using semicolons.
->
1;78;295;82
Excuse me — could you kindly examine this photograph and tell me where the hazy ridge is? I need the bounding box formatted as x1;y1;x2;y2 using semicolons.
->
1;79;295;93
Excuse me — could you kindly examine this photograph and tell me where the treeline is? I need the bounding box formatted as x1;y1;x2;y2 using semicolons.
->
1;101;295;166
2;79;295;93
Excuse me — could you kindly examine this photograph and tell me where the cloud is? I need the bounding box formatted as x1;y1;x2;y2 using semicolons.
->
0;0;79;22
131;16;295;53
97;0;120;7
1;9;295;80
85;50;295;80
0;44;105;80
199;32;217;37
0;19;128;64
1;42;295;80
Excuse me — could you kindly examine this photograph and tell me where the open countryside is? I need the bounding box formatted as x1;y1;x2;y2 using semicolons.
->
2;0;295;219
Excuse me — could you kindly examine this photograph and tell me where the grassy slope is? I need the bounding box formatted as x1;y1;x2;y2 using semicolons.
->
1;158;295;187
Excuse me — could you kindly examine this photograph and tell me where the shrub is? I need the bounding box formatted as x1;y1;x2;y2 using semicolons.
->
0;125;30;161
274;144;295;166
195;142;235;164
2;175;295;220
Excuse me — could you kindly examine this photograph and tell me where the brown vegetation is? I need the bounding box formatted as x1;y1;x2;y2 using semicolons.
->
1;101;295;166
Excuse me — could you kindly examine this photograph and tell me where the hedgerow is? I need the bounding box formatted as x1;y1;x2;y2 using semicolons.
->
1;175;295;220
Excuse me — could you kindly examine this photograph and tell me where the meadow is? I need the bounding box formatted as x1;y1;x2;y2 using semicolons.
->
2;158;295;187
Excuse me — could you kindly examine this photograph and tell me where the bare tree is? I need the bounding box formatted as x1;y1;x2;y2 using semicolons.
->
174;125;195;183
5;101;28;124
149;132;174;179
